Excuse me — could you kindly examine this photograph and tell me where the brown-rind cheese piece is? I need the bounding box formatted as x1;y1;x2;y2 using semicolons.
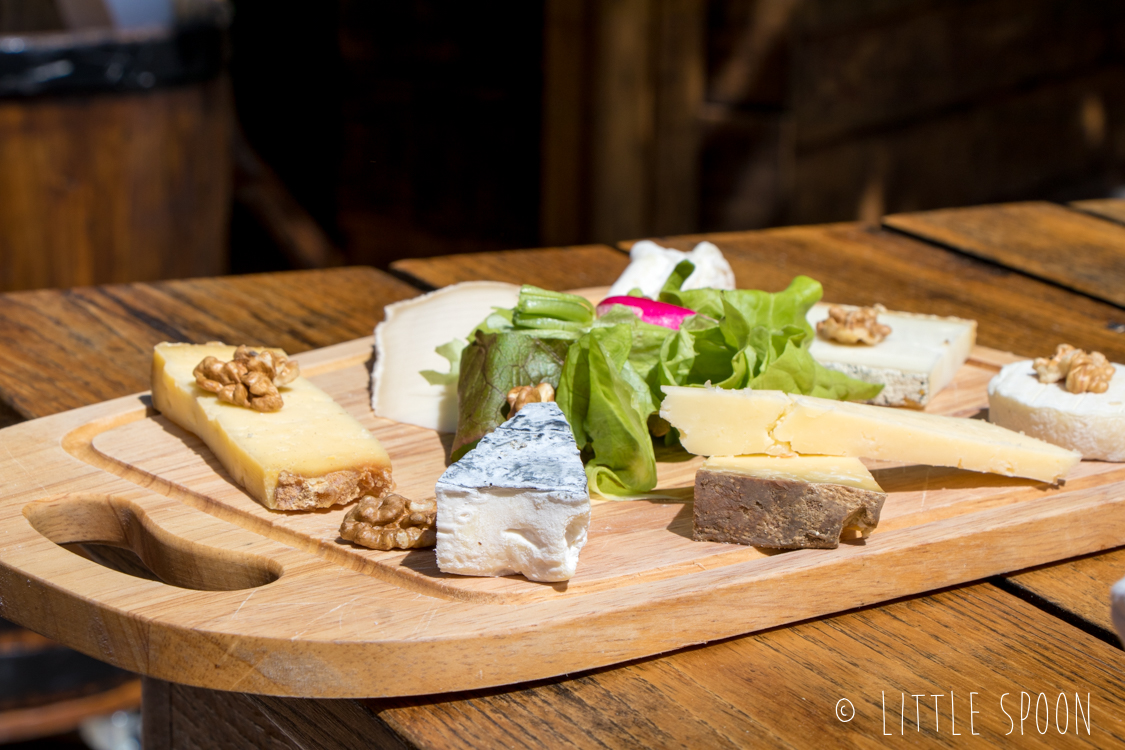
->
692;456;886;550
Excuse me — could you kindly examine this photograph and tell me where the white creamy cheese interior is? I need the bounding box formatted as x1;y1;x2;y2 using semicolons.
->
608;240;736;299
988;360;1125;461
371;281;521;432
435;402;590;582
807;303;976;407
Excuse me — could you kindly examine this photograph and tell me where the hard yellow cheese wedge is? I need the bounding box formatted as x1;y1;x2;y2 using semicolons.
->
661;386;1081;484
152;342;392;510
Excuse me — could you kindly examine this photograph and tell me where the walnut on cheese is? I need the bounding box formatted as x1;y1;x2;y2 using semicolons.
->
194;344;300;411
1033;343;1114;394
816;304;892;345
506;382;554;419
340;493;437;550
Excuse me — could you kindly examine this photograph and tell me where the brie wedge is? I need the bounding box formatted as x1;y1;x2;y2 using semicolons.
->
807;303;976;407
989;360;1125;461
435;402;590;582
153;342;392;510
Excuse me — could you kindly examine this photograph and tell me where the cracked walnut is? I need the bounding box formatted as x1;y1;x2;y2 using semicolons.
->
817;304;892;345
1033;343;1114;394
339;493;437;550
194;345;300;412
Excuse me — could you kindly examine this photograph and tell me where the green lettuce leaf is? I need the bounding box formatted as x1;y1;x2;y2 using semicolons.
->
450;329;574;459
419;338;468;385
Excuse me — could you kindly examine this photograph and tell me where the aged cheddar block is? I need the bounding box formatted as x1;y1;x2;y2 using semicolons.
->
660;386;1081;483
694;456;886;549
807;303;976;407
152;342;392;510
989;360;1125;461
435;402;589;582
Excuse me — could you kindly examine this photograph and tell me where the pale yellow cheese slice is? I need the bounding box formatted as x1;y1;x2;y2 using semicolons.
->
152;342;392;510
661;386;1081;483
702;455;882;493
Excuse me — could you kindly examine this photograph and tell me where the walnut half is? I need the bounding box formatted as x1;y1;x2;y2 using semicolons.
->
339;493;437;550
816;304;892;345
1033;343;1114;394
194;345;300;412
506;382;555;419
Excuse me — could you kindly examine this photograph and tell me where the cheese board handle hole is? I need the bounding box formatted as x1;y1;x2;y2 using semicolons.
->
24;495;280;591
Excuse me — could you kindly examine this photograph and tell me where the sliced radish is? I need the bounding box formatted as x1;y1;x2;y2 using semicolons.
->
596;296;695;330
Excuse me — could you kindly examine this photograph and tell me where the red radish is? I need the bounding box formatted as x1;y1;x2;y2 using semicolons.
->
596;296;695;329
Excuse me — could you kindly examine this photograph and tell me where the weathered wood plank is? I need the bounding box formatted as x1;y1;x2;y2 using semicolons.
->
1002;550;1125;640
883;202;1125;309
793;0;1124;147
0;267;418;419
391;245;629;291
365;585;1125;748
637;222;1125;361
0;79;232;292
789;70;1125;224
1072;198;1125;228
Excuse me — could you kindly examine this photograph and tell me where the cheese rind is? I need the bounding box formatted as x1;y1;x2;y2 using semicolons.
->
371;281;522;432
661;386;1081;483
807;303;976;407
152;342;392;510
695;455;886;549
988;360;1125;461
435;402;590;582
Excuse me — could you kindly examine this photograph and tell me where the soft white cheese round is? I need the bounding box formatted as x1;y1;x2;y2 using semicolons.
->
988;360;1125;461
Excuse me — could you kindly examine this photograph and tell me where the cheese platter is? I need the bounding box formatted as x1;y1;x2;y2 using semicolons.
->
2;276;1125;699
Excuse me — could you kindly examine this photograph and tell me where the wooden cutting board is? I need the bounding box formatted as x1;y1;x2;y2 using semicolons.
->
1;337;1124;698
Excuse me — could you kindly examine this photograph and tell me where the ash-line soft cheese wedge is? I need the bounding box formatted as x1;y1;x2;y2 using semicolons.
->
153;342;392;510
806;303;976;407
660;385;1081;483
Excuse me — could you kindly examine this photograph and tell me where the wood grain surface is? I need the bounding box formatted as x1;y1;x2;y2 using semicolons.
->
883;202;1125;309
0;267;418;420
1072;198;1125;228
1;227;1123;743
149;584;1125;747
392;244;630;291
8;334;1119;697
1003;549;1125;639
368;585;1125;748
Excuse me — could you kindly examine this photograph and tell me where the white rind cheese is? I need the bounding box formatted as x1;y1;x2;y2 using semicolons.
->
807;303;976;407
988;360;1125;461
660;385;1081;483
371;281;522;433
435;402;590;582
608;240;736;299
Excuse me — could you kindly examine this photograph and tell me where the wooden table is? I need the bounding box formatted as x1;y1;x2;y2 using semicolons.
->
2;202;1125;746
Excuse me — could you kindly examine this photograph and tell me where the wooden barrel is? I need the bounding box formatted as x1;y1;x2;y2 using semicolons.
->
0;616;138;743
0;4;232;292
